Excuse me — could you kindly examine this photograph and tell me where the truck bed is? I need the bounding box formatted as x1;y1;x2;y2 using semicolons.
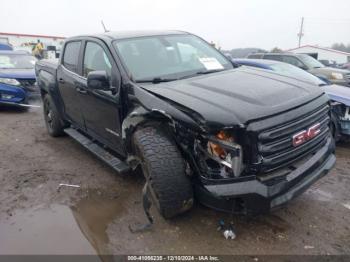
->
35;59;60;96
35;59;59;76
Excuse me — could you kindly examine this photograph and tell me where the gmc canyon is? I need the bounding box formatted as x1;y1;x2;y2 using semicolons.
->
35;31;335;220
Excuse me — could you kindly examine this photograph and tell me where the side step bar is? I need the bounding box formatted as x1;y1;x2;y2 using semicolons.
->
64;128;130;174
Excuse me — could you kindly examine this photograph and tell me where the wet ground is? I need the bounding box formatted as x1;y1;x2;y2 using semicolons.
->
0;103;350;256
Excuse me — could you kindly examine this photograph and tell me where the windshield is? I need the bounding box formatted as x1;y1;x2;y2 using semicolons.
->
114;34;233;82
297;54;324;69
0;54;37;69
269;62;325;86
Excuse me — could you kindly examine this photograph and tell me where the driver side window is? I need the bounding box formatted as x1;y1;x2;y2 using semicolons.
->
283;56;304;68
83;42;112;78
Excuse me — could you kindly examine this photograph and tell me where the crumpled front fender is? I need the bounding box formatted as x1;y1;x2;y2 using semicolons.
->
122;84;202;153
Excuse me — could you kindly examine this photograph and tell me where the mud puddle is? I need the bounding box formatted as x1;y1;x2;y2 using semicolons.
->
0;190;127;255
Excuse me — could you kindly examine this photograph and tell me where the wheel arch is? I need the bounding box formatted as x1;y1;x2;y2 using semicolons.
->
122;106;174;154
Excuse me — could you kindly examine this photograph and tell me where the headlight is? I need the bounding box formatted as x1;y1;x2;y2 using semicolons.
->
208;131;234;158
330;73;344;80
1;94;15;99
0;78;21;86
206;131;243;177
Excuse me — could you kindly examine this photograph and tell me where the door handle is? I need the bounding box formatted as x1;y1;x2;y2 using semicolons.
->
58;78;65;84
76;86;87;94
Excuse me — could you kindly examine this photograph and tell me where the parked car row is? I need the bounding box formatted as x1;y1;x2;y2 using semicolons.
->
341;62;350;70
318;60;350;71
246;52;350;87
318;59;338;68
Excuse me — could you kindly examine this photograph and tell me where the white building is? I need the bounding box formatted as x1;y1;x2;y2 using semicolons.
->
0;32;65;54
287;45;350;64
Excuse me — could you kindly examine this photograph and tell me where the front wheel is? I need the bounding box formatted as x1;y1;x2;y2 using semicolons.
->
133;126;194;219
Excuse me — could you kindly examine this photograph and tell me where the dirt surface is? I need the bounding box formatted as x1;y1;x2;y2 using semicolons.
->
0;102;350;256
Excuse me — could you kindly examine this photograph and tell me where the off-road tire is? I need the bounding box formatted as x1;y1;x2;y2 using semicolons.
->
330;112;341;143
43;94;65;137
133;126;194;219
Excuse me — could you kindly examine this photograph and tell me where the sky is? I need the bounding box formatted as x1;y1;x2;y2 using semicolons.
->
1;0;349;50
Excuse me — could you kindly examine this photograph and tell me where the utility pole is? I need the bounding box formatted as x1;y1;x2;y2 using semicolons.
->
297;17;304;47
101;20;109;33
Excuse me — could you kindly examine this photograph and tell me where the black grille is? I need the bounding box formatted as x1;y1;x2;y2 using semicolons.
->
345;73;350;82
17;79;37;92
257;104;330;173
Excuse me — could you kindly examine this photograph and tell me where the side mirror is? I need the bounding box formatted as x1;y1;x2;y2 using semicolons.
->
231;61;241;68
224;54;233;60
87;71;110;91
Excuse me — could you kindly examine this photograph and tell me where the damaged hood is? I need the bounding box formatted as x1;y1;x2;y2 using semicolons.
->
140;67;324;127
323;84;350;107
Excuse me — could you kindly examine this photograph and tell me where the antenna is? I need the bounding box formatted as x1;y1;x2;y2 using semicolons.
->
101;20;109;32
297;17;304;47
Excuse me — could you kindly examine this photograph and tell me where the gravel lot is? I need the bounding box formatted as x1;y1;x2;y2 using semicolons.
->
0;102;349;256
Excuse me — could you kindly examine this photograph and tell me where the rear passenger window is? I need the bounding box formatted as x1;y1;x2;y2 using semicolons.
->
247;54;263;59
63;41;81;73
264;55;283;61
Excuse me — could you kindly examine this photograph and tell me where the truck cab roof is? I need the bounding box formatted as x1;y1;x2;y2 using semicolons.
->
69;30;189;42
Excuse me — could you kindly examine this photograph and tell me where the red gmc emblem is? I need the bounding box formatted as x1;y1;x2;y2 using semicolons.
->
292;123;321;147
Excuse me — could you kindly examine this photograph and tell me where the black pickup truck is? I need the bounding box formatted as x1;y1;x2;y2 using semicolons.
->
35;30;335;219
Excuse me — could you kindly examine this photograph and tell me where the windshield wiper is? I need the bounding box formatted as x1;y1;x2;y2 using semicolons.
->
135;69;226;83
135;77;178;84
196;69;226;75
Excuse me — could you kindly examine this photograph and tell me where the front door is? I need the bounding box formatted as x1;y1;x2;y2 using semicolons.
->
77;40;124;154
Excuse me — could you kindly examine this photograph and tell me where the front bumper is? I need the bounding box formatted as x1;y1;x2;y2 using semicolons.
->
195;137;336;215
0;82;40;107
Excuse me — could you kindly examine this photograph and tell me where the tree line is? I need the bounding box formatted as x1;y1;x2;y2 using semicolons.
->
222;43;350;59
331;43;350;53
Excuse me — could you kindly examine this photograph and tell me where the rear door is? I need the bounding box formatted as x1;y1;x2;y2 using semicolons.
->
57;41;85;128
76;39;124;154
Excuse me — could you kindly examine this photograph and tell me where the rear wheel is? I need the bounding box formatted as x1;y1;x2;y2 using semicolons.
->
133;126;194;219
43;94;65;137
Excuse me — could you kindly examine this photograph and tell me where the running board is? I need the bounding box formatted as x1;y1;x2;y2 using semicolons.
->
64;128;130;174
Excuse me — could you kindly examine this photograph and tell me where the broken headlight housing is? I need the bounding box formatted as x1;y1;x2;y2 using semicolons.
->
196;130;244;178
